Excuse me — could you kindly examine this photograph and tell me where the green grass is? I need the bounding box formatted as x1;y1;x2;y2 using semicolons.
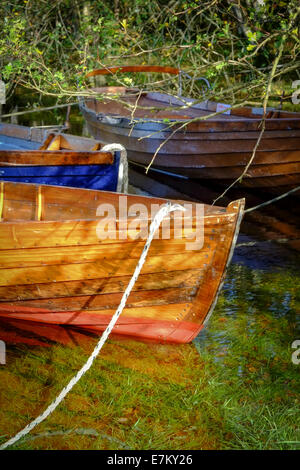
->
0;261;299;450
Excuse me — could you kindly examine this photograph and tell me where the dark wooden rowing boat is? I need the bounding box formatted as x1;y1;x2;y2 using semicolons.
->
79;65;300;192
0;181;244;343
0;122;125;192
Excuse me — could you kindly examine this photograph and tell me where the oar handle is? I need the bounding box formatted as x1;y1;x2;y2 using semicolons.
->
86;65;180;78
85;65;211;97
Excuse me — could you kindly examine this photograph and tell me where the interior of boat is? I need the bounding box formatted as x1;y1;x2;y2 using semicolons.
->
84;89;300;122
0;180;227;222
0;123;115;165
83;65;300;122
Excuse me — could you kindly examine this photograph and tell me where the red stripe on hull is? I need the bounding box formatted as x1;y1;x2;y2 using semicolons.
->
0;304;203;344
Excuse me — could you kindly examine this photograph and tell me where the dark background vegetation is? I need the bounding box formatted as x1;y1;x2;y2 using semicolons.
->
0;0;299;108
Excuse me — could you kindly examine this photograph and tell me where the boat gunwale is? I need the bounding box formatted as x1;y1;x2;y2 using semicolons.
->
0;149;115;166
0;180;240;225
0;211;237;225
80;90;300;123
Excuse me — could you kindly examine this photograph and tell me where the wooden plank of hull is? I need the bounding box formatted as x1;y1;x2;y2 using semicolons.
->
0;150;114;166
126;149;300;168
1;287;196;311
1;180;171;211
0;251;217;287
0;219;226;249
0;238;216;268
0;269;202;301
84;119;300;141
84;119;300;154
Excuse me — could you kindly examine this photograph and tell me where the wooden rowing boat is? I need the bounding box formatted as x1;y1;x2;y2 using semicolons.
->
0;181;244;343
80;65;300;192
0;122;125;192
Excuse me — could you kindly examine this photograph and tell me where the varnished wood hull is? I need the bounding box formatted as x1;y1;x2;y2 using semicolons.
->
0;181;244;343
80;87;300;191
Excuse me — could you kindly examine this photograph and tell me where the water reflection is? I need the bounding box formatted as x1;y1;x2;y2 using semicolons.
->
194;242;299;365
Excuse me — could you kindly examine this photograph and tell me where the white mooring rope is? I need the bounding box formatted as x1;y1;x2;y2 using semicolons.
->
0;201;185;450
101;143;128;194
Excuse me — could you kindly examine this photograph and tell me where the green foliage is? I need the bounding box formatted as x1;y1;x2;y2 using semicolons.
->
0;1;299;104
